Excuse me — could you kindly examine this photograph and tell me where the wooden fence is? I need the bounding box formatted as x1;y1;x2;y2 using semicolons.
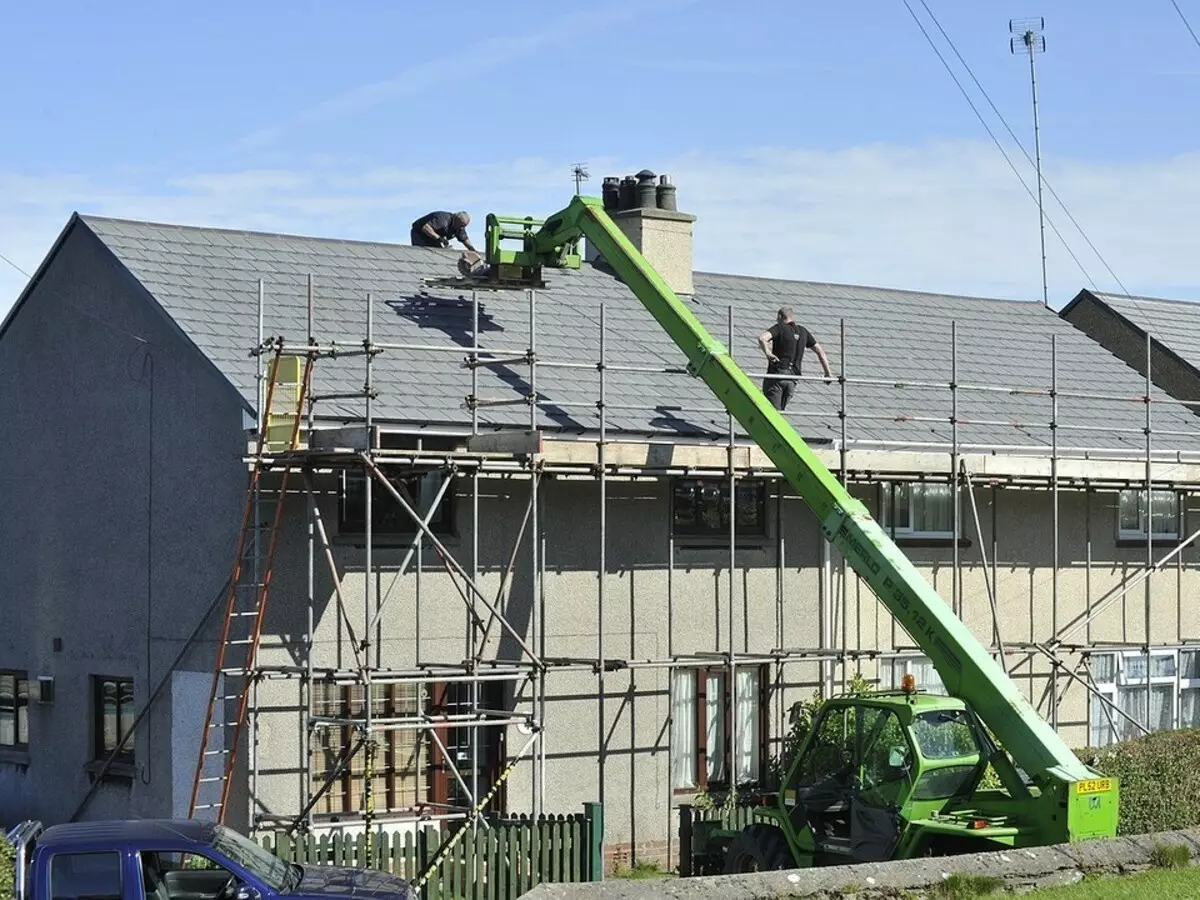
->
677;802;757;877
260;803;603;899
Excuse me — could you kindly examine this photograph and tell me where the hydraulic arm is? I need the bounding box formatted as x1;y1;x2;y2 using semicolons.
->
514;195;1100;796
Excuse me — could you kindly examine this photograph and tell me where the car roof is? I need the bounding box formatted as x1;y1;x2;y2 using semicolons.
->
39;819;216;848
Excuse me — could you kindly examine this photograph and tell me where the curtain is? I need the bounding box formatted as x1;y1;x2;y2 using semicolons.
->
671;671;696;789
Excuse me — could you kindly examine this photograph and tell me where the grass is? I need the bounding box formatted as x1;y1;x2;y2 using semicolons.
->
610;860;674;880
1024;866;1200;899
1147;842;1191;870
928;873;1004;899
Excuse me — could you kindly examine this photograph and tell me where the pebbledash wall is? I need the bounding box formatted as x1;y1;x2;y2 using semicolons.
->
243;461;1200;868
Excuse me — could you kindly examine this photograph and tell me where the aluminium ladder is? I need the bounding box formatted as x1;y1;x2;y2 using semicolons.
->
188;345;312;823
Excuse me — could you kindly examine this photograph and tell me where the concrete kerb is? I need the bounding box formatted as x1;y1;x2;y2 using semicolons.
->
521;828;1200;899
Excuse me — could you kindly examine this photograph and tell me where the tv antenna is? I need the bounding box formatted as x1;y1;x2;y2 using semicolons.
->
572;163;590;195
1010;16;1048;308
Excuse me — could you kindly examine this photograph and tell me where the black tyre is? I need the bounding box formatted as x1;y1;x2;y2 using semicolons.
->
723;824;796;874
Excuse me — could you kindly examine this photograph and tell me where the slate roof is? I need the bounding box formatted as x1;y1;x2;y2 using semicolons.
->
1083;291;1200;373
70;215;1200;453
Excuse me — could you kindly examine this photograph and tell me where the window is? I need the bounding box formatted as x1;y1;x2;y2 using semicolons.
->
339;470;455;538
672;478;767;539
884;656;947;696
0;670;29;749
50;852;122;900
93;677;134;763
311;680;504;818
312;681;426;816
670;665;766;790
880;483;956;538
1088;649;1199;747
1117;489;1179;540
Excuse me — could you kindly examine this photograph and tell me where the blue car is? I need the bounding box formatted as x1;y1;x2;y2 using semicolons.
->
5;819;413;900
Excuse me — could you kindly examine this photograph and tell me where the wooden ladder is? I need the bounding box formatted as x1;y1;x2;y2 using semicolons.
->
188;345;312;823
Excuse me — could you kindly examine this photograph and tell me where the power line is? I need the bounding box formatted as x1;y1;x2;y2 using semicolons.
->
898;0;1099;292
0;250;30;278
1169;0;1200;50
915;0;1133;298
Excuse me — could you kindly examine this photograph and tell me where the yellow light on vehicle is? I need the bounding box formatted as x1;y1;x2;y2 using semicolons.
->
901;673;916;693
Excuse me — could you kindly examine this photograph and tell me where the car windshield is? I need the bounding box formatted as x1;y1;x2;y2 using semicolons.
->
211;825;297;892
911;709;980;760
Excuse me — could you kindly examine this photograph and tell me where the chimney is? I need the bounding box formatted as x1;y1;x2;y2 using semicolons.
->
586;169;696;296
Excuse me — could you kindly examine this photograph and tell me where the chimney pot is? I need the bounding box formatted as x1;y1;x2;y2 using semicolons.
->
618;176;637;211
586;170;695;295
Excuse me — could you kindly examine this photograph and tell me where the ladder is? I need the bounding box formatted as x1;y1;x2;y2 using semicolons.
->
188;345;312;822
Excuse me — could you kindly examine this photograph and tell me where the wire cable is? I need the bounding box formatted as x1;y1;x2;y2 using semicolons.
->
916;0;1133;298
0;250;29;278
898;0;1098;291
1169;0;1200;50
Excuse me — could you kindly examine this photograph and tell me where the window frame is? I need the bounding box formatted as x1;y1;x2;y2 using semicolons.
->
1087;648;1197;747
0;669;30;750
337;469;457;541
670;477;768;541
310;679;505;820
92;676;135;764
879;482;958;540
670;664;768;793
1116;488;1181;542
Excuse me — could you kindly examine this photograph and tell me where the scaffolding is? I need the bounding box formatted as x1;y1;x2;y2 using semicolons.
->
237;272;1200;842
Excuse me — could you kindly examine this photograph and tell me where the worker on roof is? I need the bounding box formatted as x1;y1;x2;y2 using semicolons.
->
757;306;832;411
411;210;477;252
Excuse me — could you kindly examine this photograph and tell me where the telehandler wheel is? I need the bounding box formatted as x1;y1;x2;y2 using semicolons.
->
723;824;795;873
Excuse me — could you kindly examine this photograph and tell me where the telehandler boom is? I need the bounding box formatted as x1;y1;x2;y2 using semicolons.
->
483;197;1117;869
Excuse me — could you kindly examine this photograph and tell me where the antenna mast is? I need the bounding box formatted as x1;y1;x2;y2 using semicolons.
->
1011;16;1048;308
572;163;590;196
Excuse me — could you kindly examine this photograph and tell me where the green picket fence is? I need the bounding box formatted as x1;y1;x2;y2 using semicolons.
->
260;803;603;900
677;802;758;877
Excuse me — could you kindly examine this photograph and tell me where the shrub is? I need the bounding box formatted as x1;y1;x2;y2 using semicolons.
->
1074;728;1200;836
1;833;14;900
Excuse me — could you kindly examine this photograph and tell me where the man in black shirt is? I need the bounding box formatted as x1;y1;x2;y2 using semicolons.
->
757;306;832;410
411;210;477;252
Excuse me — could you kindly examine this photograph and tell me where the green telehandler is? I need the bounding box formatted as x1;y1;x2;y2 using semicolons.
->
480;196;1118;871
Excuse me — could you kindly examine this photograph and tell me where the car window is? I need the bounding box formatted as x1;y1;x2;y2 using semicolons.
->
795;706;853;787
912;709;980;760
51;852;122;900
211;826;292;891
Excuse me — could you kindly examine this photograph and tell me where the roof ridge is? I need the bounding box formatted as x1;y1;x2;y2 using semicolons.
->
79;213;418;252
695;269;1044;306
1095;290;1200;309
82;213;1046;305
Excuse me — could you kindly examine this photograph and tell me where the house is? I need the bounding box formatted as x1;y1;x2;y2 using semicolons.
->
1061;288;1200;420
4;186;1200;868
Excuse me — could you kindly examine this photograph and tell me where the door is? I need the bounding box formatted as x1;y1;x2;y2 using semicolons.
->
788;705;856;849
851;707;912;862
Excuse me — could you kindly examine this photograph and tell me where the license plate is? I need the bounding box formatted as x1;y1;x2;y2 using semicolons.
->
1077;778;1113;795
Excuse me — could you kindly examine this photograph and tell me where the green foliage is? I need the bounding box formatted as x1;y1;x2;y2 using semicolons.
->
610;860;672;880
1148;843;1191;870
929;872;1003;899
1074;728;1200;836
0;834;14;900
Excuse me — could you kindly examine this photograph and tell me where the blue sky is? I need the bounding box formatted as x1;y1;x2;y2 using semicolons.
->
3;0;1199;314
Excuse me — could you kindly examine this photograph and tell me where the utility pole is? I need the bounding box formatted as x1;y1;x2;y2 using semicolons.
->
572;163;590;195
1010;17;1048;308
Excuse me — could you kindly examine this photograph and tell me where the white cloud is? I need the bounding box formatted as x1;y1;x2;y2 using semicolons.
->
3;139;1199;319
